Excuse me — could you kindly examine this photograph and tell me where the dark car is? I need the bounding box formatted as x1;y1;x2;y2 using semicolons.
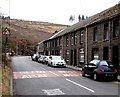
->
81;60;118;81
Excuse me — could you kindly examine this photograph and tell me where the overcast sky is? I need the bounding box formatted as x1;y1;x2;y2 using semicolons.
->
0;0;120;25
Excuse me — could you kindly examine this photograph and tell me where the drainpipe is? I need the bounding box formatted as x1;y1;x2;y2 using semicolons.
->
109;20;112;61
85;26;88;64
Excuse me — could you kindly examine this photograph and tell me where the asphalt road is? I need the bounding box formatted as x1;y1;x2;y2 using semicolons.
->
11;56;119;96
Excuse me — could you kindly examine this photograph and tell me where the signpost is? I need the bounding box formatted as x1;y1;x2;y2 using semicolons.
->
2;27;10;68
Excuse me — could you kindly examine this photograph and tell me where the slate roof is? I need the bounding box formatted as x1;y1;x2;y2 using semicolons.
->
44;3;120;41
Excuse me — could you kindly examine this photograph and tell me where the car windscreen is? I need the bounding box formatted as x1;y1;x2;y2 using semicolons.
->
99;61;114;67
52;56;62;60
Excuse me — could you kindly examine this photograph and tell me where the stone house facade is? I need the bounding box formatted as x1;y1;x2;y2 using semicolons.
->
42;3;120;72
87;15;120;70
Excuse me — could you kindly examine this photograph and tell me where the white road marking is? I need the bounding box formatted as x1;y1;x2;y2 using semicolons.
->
58;71;66;73
13;70;80;79
62;74;79;77
49;71;59;76
35;71;45;73
21;74;47;79
66;78;95;93
22;75;32;79
42;89;65;95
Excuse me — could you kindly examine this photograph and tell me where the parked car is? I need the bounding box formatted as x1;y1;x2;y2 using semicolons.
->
31;53;38;61
38;55;46;63
42;56;50;64
81;59;118;81
47;56;66;67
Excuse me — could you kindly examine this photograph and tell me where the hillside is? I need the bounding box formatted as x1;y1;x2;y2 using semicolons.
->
1;18;68;55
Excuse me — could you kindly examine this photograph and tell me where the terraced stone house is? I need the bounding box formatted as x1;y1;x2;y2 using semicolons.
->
42;3;120;72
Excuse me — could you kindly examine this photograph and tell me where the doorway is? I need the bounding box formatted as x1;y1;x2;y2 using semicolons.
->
112;46;119;69
74;49;77;66
103;47;109;60
92;48;99;60
70;50;73;66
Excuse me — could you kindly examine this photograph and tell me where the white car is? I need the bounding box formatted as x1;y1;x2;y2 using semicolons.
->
47;56;66;67
42;56;50;64
38;55;45;63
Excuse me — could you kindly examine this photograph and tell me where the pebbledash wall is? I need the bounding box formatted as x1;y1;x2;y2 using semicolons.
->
42;3;120;72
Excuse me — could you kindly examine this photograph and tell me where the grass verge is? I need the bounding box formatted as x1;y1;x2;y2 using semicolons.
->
2;54;12;95
2;65;11;95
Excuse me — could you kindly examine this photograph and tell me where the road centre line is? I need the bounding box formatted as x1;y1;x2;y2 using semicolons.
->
49;71;59;76
66;78;95;93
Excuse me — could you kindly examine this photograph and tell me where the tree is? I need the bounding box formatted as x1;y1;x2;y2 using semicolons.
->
86;16;88;19
82;15;85;20
69;15;75;23
78;15;81;22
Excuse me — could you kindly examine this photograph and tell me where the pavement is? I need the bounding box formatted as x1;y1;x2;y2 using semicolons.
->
66;65;120;81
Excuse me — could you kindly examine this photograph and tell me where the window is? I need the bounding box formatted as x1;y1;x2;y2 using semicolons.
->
59;38;62;46
92;48;99;60
52;40;54;47
65;50;69;63
93;27;98;42
48;42;50;48
66;36;69;47
74;33;77;45
57;39;59;47
80;30;84;43
47;42;49;48
79;48;84;63
52;50;54;55
55;39;57;47
44;43;47;48
104;23;109;40
113;19;119;38
71;34;74;45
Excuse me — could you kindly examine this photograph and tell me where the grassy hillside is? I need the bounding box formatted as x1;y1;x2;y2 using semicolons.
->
1;18;68;55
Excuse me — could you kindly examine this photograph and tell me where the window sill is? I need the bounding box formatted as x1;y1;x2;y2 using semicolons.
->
103;39;109;42
112;37;119;40
93;41;98;44
66;45;68;47
80;42;83;44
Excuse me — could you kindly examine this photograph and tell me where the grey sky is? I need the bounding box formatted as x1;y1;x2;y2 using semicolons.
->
0;0;120;25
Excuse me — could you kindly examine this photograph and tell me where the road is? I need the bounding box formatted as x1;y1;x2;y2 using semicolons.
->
11;56;119;96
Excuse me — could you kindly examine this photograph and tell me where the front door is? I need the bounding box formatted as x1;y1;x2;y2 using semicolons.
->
74;49;77;66
112;46;119;70
70;50;73;66
103;47;109;60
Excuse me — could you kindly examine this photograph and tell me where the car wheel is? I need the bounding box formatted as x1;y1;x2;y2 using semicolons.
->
51;62;53;66
93;73;98;81
113;76;118;81
82;70;85;77
47;62;50;66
